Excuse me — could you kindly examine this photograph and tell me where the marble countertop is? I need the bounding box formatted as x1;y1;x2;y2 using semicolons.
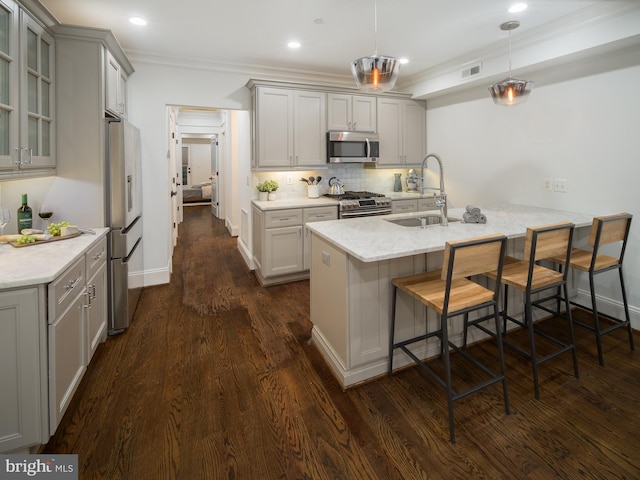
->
306;204;595;263
252;192;437;210
0;228;109;289
252;197;338;210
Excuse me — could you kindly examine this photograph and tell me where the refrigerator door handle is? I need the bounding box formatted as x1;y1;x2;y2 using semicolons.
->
124;237;142;263
127;175;133;213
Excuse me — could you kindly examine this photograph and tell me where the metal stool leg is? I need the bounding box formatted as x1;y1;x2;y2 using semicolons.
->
525;292;541;400
588;272;605;366
493;304;510;415
563;282;579;378
440;313;456;443
619;268;635;352
388;285;398;376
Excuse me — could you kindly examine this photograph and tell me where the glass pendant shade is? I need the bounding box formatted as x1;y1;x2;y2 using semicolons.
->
489;77;534;106
351;55;401;92
489;20;533;106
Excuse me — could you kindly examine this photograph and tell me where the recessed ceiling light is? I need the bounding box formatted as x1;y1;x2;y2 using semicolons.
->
129;16;147;26
313;18;324;25
508;3;528;13
399;58;409;64
288;41;301;49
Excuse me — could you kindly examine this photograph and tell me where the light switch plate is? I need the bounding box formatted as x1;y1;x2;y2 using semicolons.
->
543;177;553;191
322;251;331;266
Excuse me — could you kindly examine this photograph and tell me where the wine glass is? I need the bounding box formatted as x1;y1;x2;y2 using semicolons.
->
38;203;53;228
0;209;9;235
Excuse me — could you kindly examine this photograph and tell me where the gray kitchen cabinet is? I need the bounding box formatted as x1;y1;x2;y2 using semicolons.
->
392;199;418;214
105;48;128;118
85;237;108;363
252;204;337;285
0;286;47;453
251;86;327;169
327;93;376;132
392;197;446;214
376;98;426;166
47;256;87;434
51;24;134;226
0;0;55;178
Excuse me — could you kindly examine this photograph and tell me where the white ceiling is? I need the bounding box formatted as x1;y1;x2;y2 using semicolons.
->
38;0;637;86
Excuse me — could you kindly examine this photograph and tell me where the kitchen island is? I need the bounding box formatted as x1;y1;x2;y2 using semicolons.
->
306;204;595;388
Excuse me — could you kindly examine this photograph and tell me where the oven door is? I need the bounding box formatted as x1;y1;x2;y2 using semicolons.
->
327;131;379;163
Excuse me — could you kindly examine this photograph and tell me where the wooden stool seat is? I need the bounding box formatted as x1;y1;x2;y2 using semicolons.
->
388;233;509;443
496;256;565;291
392;273;495;315
549;212;634;365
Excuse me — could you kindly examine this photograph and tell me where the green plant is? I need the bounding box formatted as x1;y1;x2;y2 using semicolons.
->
257;179;279;193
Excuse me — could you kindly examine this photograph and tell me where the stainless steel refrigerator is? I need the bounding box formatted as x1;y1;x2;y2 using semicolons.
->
106;118;143;335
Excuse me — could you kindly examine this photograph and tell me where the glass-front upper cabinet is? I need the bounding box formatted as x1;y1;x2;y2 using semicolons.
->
20;10;54;169
0;0;55;175
0;0;19;170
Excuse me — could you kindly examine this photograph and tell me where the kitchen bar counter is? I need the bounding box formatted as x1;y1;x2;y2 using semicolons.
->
307;204;595;388
307;204;594;262
0;228;109;289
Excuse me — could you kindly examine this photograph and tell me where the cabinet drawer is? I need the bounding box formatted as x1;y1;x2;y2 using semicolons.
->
265;209;302;228
49;256;86;322
86;236;107;280
303;206;338;223
392;199;418;214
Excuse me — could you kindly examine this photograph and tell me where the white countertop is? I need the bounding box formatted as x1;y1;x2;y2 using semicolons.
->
306;204;595;263
0;228;109;289
252;197;338;210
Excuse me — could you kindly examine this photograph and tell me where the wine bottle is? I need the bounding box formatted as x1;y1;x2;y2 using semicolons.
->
17;193;32;231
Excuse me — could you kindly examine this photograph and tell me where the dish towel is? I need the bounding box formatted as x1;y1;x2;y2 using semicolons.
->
463;205;487;224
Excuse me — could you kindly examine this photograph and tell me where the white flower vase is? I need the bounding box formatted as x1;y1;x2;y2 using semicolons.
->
259;191;268;201
268;192;277;201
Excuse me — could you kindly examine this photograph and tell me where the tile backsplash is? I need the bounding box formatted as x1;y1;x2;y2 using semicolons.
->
253;165;414;199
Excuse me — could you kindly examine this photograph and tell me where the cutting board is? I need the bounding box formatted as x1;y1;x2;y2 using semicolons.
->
8;231;82;248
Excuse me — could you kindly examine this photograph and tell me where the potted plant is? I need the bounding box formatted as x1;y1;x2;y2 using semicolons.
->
257;179;279;200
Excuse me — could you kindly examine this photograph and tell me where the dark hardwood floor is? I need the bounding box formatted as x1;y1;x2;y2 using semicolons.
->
44;205;640;479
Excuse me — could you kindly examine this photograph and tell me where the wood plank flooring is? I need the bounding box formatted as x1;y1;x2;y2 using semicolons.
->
44;205;640;479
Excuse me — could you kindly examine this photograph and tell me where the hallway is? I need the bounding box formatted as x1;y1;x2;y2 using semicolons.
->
44;205;640;479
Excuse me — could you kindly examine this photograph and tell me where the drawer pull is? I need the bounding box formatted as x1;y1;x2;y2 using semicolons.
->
65;277;82;291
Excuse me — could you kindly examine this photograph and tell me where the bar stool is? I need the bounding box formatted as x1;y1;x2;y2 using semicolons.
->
388;233;509;443
486;221;578;400
551;213;634;366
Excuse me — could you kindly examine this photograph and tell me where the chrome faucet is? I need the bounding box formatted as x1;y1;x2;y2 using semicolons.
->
420;153;447;220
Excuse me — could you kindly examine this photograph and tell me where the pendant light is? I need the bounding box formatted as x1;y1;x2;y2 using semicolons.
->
488;21;534;106
351;0;400;92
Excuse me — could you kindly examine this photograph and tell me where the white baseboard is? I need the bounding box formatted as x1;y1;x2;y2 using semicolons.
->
575;288;640;330
237;238;254;270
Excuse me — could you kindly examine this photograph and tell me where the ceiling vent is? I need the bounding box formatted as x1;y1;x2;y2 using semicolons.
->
461;62;482;80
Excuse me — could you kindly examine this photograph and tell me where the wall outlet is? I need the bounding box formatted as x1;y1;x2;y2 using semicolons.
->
554;178;568;193
543;177;553;191
286;175;293;185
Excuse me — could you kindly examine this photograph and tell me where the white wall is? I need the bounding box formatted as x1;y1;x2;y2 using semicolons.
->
126;63;252;285
425;63;640;326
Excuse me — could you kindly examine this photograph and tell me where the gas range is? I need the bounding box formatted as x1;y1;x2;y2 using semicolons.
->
324;191;392;218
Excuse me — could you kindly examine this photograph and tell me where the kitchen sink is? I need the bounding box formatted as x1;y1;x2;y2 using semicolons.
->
385;215;461;227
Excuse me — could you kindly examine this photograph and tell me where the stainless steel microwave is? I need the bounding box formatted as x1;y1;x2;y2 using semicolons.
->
327;131;379;163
